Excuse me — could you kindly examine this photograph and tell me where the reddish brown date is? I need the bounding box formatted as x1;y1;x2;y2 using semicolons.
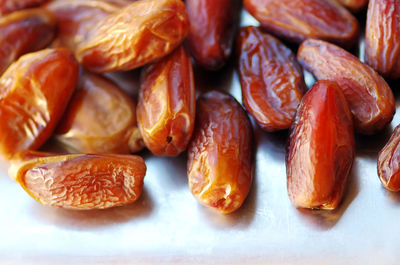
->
0;0;48;15
0;48;78;159
237;26;306;132
365;0;400;79
287;80;355;210
297;39;395;135
137;46;195;157
54;72;143;154
337;0;369;12
187;91;253;214
186;0;241;70
0;8;56;75
377;126;400;192
243;0;359;48
9;151;146;209
75;0;190;73
44;0;132;52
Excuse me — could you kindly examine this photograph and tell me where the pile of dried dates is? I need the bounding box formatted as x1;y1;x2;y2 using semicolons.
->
1;0;399;214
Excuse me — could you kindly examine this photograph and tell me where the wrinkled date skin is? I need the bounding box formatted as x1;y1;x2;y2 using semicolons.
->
44;0;133;52
0;0;48;15
377;126;400;192
297;39;395;135
9;151;146;209
75;0;190;73
0;48;78;159
186;0;241;70
287;80;355;210
365;0;400;79
187;91;253;214
0;8;56;75
137;46;195;157
337;0;369;12
243;0;359;48
54;72;143;154
237;26;306;132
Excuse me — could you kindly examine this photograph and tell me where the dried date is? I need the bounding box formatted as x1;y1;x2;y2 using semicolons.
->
287;80;355;210
365;0;400;79
336;0;369;12
187;91;253;214
186;0;241;70
297;39;395;135
75;0;190;73
0;48;78;159
54;71;143;154
0;8;56;75
243;0;359;48
237;26;306;132
9;151;146;209
137;46;195;157
0;0;48;15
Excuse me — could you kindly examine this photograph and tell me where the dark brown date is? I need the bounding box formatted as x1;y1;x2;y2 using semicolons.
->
54;71;143;154
237;26;306;132
0;0;48;15
365;0;400;79
137;46;195;157
378;125;400;192
187;91;253;214
0;8;56;75
243;0;360;48
297;38;395;135
9;151;146;209
287;80;355;210
186;0;241;70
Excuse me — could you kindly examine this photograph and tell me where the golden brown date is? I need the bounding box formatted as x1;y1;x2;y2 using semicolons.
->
9;151;146;209
0;8;56;75
187;91;253;214
54;72;143;154
0;48;78;159
243;0;359;48
237;26;306;132
297;39;395;135
287;80;355;210
137;46;195;157
0;0;48;15
378;125;400;192
186;0;241;70
336;0;369;12
365;0;400;79
44;0;132;52
75;0;190;73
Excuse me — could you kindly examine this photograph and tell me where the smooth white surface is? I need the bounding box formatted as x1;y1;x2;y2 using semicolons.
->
1;10;400;265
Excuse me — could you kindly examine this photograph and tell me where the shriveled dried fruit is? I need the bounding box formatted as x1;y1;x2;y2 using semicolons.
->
0;48;78;159
44;0;132;52
75;0;190;73
297;39;395;135
137;46;195;156
377;125;400;192
187;91;253;214
54;72;143;154
287;80;355;210
186;0;241;70
336;0;369;12
243;0;359;48
237;26;306;132
0;8;56;75
365;0;400;79
0;0;48;15
9;151;146;209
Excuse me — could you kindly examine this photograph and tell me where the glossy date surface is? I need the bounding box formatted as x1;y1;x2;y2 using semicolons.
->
378;125;400;192
286;80;355;210
187;91;253;214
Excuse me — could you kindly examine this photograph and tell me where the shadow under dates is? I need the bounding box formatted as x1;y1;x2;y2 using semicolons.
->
295;164;359;231
29;187;154;230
